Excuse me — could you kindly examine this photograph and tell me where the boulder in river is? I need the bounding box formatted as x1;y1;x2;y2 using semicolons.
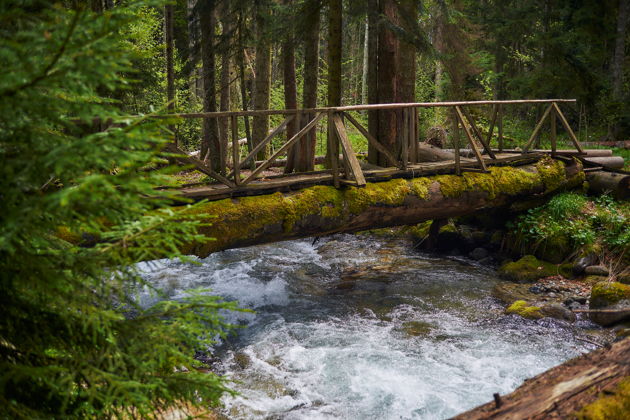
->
469;247;489;261
540;303;576;322
589;281;630;326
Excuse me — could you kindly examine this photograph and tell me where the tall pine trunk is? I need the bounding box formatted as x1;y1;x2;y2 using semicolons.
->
611;0;628;139
199;1;221;172
218;1;232;172
376;0;398;166
282;0;299;173
253;1;272;160
299;0;321;172
326;0;342;167
165;3;176;146
367;0;379;165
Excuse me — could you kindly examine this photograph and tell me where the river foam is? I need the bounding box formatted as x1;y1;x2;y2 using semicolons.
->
138;234;598;419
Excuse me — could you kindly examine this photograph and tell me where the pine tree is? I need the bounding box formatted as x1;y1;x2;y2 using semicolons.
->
0;2;241;418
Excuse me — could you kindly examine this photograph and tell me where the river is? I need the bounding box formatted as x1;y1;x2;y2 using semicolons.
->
138;233;601;419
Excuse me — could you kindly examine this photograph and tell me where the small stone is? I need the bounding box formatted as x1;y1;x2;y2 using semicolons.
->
469;247;489;261
585;265;610;276
233;352;251;370
548;292;557;298
572;253;597;275
541;303;577;322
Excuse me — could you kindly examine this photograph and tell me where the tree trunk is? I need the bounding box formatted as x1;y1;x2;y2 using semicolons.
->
218;1;232;173
610;0;629;139
282;1;299;174
586;170;630;200
187;0;200;104
361;18;369;105
184;160;585;257
236;9;253;160
325;0;342;168
376;0;399;166
298;0;320;172
165;3;176;146
199;1;221;172
367;0;380;165
253;2;272;160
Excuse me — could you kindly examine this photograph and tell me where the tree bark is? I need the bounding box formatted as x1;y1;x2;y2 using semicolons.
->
586;170;630;200
376;0;399;166
165;3;177;146
361;19;369;105
184;161;584;256
218;1;232;173
610;0;629;139
199;1;221;172
298;0;321;172
367;0;380;165
325;0;342;169
282;0;299;174
253;1;272;160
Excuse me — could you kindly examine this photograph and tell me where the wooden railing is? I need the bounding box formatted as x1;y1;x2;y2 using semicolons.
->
162;99;582;189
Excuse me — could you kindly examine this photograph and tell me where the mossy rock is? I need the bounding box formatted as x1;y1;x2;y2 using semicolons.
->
499;255;559;283
575;376;630;420
492;282;539;304
590;282;630;309
505;300;543;319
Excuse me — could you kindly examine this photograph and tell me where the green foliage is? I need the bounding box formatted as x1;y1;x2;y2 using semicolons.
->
0;2;242;418
511;192;630;261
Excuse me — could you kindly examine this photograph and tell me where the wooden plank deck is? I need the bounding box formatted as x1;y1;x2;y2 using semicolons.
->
175;152;545;202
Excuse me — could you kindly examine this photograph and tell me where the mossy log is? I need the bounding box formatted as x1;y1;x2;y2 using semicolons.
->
452;337;630;420
586;170;630;200
182;158;585;257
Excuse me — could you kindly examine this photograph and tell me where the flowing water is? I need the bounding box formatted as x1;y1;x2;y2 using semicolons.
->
138;234;601;419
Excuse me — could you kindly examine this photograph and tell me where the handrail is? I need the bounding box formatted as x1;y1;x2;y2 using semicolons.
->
162;99;577;119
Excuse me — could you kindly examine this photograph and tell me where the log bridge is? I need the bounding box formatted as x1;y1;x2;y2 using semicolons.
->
155;99;627;256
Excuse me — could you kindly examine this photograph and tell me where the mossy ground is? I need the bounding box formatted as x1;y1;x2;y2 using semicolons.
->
499;255;562;282
505;300;543;319
576;377;630;420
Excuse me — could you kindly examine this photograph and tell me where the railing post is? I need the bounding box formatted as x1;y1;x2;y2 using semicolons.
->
328;110;340;188
498;104;503;152
231;115;240;186
401;108;409;170
550;103;557;156
451;107;461;176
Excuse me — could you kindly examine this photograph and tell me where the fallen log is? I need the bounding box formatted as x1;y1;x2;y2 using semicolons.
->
586;170;630;200
417;143;455;162
181;158;584;257
451;337;630;420
582;156;625;169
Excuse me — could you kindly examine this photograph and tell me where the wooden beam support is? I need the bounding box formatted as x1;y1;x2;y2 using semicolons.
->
230;115;295;177
163;143;235;188
552;102;584;153
550;106;557;155
486;104;498;147
231;115;240;186
332;113;366;186
523;104;553;152
343;112;399;167
454;106;487;171
328;111;340;188
498;104;504;152
462;107;496;158
242;113;324;184
451;108;461;176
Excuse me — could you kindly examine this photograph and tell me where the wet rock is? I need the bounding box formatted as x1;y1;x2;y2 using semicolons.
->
469;247;489;261
583;275;608;286
499;255;558;283
572;253;597;275
478;257;494;266
234;352;252;370
540;303;576;322
585;265;610;277
589;281;630;326
401;321;434;337
618;272;630;285
493;283;539;304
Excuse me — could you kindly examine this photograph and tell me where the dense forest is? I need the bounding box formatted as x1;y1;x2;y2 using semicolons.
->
1;0;628;418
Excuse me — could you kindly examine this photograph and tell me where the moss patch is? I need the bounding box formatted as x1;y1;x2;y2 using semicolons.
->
590;282;630;309
410;178;433;200
505;300;543;319
576;376;630;420
345;178;412;214
535;156;566;192
499;255;560;283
